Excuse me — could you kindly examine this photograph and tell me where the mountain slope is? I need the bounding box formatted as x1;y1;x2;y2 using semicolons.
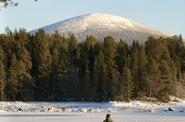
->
31;13;168;43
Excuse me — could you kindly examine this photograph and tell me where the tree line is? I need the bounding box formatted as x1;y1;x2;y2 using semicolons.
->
0;28;185;102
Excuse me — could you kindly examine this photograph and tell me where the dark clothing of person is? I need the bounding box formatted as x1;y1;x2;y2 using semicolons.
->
103;118;114;122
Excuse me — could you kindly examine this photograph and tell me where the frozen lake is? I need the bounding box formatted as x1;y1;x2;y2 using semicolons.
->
0;112;185;122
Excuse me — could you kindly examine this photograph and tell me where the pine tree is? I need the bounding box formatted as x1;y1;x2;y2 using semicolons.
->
146;57;160;99
95;51;108;101
49;33;67;100
6;53;18;100
85;36;97;100
158;50;177;101
130;41;147;98
15;29;33;100
115;40;129;73
31;29;52;100
103;36;117;100
180;44;185;74
0;46;6;101
122;67;134;101
136;45;148;97
68;34;78;51
81;57;91;100
16;47;33;100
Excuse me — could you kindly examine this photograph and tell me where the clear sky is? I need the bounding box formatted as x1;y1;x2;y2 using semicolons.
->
0;0;185;36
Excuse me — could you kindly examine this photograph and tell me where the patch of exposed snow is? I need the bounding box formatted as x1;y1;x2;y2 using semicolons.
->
0;97;185;113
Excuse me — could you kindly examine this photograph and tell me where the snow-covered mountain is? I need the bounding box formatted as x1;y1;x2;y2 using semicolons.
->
31;13;169;43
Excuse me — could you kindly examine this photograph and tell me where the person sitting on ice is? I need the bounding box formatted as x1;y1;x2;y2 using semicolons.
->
103;114;114;122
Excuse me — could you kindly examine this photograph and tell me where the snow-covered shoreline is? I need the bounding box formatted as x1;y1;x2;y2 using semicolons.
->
0;97;185;113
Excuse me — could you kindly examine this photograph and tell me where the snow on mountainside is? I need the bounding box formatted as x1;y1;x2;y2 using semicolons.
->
31;13;169;43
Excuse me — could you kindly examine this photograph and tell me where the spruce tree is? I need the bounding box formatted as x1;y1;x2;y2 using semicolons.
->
130;41;147;98
122;67;134;101
6;53;18;100
103;36;117;100
15;30;33;100
158;51;177;101
31;30;52;100
16;47;33;100
115;40;129;73
95;51;108;101
146;57;160;99
0;46;6;101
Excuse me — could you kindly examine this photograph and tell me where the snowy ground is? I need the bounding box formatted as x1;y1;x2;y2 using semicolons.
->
0;97;185;122
0;112;185;122
0;98;185;113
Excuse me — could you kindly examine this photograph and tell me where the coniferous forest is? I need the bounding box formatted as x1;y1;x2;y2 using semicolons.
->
0;28;185;102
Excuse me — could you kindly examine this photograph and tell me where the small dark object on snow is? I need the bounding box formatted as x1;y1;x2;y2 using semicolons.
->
18;108;23;111
168;108;174;111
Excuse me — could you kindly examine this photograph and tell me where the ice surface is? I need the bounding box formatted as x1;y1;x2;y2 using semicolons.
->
0;112;185;122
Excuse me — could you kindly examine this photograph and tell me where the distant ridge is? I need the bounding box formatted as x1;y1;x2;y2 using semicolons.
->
31;13;169;43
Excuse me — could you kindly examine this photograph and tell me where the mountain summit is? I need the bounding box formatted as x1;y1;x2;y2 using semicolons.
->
31;13;168;43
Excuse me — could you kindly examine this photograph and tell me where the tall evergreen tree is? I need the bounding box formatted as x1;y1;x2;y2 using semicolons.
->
146;57;160;99
158;51;177;101
31;29;52;100
122;67;134;101
130;41;148;98
6;53;18;100
14;30;33;100
95;51;108;101
115;40;129;73
103;36;117;100
0;46;6;101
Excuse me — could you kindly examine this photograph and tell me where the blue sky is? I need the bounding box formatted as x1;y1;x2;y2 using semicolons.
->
0;0;185;36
